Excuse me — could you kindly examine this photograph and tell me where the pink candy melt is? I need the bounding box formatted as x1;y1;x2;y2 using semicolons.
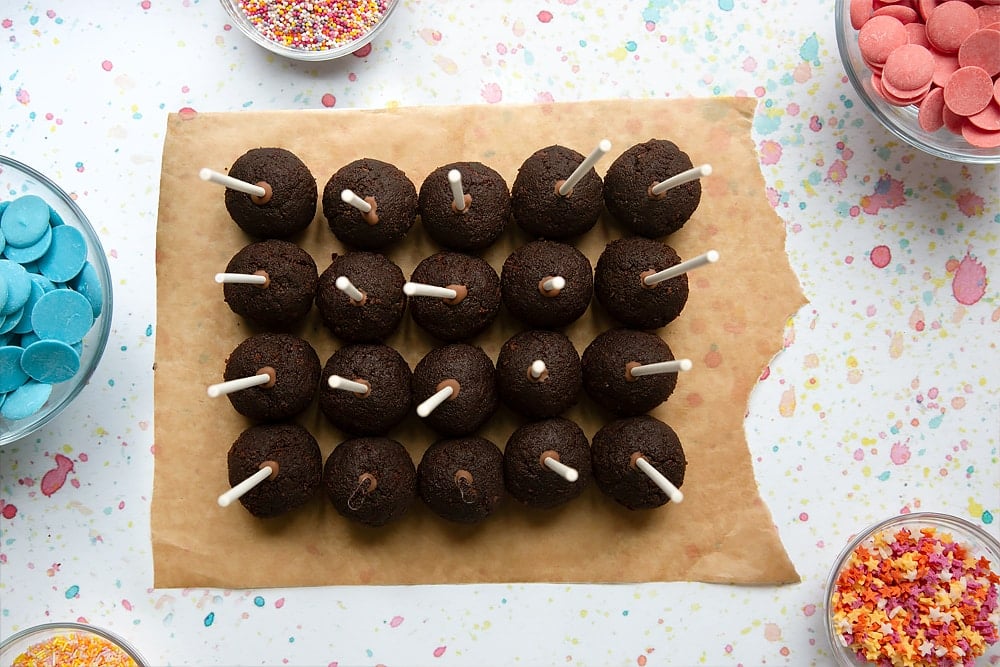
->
851;0;1000;148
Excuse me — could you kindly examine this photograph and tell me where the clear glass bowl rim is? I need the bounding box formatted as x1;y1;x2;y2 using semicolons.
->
0;621;146;665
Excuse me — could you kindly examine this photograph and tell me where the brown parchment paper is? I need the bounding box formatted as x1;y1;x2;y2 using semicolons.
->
152;98;805;588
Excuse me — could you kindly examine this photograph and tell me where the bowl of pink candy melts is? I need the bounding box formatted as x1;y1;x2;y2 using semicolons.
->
0;155;113;446
836;0;1000;163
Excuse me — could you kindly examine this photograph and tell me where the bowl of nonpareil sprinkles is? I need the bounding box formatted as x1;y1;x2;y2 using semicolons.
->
826;512;1000;666
220;0;399;61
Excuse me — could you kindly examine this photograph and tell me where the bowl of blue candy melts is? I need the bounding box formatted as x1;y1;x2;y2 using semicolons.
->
0;156;113;446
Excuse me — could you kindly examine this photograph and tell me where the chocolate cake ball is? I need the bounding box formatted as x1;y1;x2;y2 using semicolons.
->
315;252;407;343
510;145;604;239
418;162;510;251
224;147;317;239
226;422;323;518
417;437;504;523
318;343;412;436
604;139;702;238
500;239;594;329
594;237;689;329
323;437;416;527
581;328;679;416
503;418;591;509
412;343;497;436
222;239;318;327
222;333;321;421
322;158;417;250
591;415;686;510
407;251;501;342
495;330;582;419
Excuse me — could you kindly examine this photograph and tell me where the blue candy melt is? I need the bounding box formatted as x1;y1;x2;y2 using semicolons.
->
0;380;53;420
21;339;81;383
37;224;88;282
0;260;33;316
0;306;22;335
70;261;104;318
0;345;28;392
2;223;52;264
12;280;45;335
30;289;94;344
1;194;51;248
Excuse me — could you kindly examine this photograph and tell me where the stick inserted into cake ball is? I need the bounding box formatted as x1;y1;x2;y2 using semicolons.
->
417;382;457;417
334;275;366;303
199;167;270;201
341;188;373;213
649;163;713;197
447;169;469;212
627;358;692;379
542;452;579;482
218;462;277;507
539;275;566;294
642;250;720;287
558;139;612;196
207;367;275;398
404;281;460;300
214;271;269;286
327;375;371;395
633;454;684;503
528;359;548;380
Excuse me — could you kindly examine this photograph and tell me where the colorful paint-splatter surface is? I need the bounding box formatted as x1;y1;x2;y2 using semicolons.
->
1;2;997;665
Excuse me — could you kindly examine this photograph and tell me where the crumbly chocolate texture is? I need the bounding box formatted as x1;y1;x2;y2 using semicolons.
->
604;138;701;238
315;252;407;343
591;415;686;510
412;343;497;436
323;437;416;527
318;343;412;436
594;237;689;329
495;330;582;419
227;422;323;518
503;417;591;509
224;147;317;239
510;145;604;239
581;328;677;416
222;239;318;327
418;161;511;251
322;158;417;250
223;332;321;421
500;239;594;329
408;251;501;342
417;437;505;523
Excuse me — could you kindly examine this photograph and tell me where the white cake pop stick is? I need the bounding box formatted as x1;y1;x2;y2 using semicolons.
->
328;375;370;394
206;372;273;398
448;169;467;212
540;276;566;292
543;456;579;482
649;164;712;196
529;359;547;379
403;282;459;300
558;139;612;196
217;465;274;507
199;168;267;198
642;250;720;287
416;385;454;417
335;276;366;302
214;272;268;285
341;188;373;213
628;359;693;378
634;456;684;503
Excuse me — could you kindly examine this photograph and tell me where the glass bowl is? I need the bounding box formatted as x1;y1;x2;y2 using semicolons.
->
825;512;1000;666
220;0;399;61
0;155;113;446
834;0;1000;164
0;622;146;666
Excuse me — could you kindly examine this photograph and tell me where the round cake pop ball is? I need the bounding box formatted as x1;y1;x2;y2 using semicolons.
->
323;158;418;250
418;161;511;251
315;251;407;343
495;329;582;419
220;239;318;328
511;144;605;239
318;343;412;436
411;343;497;436
407;251;501;342
222;147;317;239
225;422;323;519
417;436;505;524
503;417;592;509
221;332;321;421
591;415;687;510
500;239;594;329
594;237;691;330
582;328;682;416
323;437;417;527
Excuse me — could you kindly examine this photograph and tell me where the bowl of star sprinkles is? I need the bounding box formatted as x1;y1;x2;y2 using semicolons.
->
220;0;399;61
826;512;1000;666
0;622;146;667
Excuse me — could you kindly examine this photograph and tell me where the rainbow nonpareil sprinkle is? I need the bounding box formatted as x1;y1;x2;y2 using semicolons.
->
12;632;139;667
830;525;1000;667
237;0;390;52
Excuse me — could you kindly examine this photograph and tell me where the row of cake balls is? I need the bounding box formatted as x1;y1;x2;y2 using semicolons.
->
211;329;689;437
202;139;710;249
218;236;718;341
221;414;687;527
